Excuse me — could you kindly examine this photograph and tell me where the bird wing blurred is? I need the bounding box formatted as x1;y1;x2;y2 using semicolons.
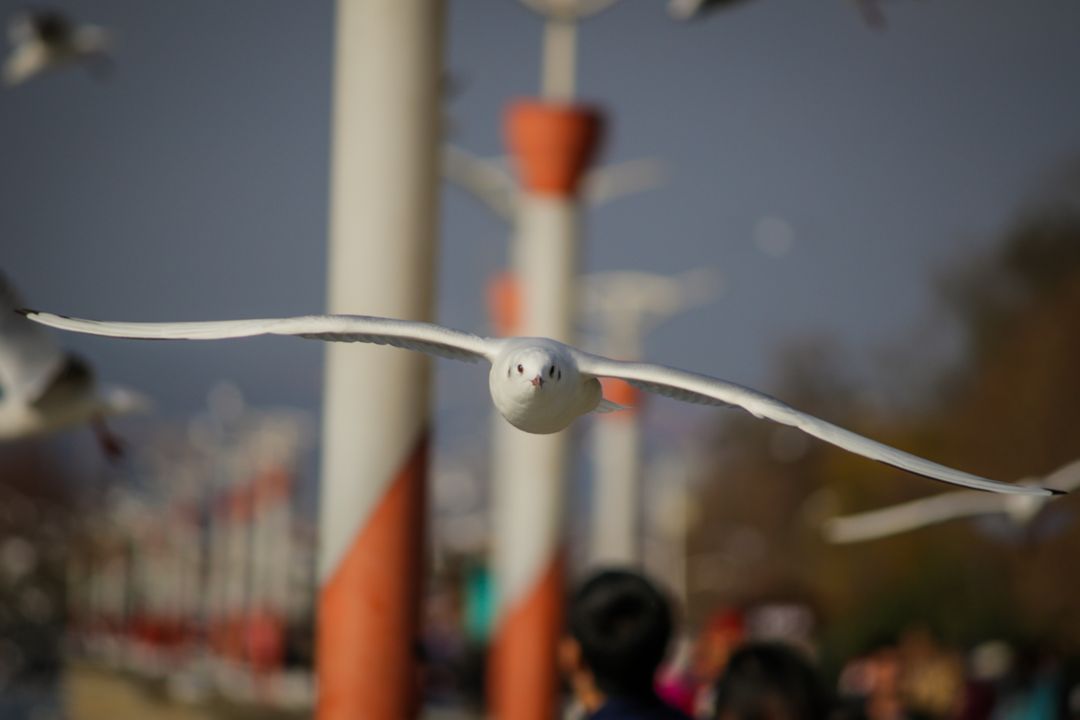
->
20;311;498;364
571;350;1059;497
1041;458;1080;493
0;276;66;402
823;490;1006;543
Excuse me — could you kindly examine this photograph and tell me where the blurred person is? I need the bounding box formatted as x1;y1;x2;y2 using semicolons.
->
691;608;747;714
896;626;964;718
955;642;1007;720
420;577;468;705
559;569;690;719
0;537;67;720
862;646;918;720
836;643;915;720
992;646;1062;720
710;641;829;720
1068;677;1080;720
656;636;698;715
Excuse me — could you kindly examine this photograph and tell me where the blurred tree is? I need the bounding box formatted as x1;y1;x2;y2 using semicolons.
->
686;335;857;625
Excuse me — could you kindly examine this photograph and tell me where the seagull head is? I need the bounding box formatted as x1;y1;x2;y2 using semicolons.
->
9;11;71;47
489;341;587;434
504;346;563;395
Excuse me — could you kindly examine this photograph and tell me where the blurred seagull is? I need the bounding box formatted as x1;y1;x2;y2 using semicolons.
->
3;9;110;86
824;459;1080;543
668;0;751;21
851;0;886;30
0;278;146;458
19;309;1063;497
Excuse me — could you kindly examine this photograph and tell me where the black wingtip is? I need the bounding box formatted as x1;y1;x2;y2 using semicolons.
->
14;307;33;317
1048;488;1069;496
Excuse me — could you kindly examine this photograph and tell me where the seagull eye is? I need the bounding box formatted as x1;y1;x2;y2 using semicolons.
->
516;364;524;374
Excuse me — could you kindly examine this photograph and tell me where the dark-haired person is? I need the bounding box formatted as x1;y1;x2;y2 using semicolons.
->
711;642;830;720
559;569;691;719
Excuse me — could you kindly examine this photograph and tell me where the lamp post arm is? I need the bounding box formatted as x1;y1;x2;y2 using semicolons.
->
582;157;667;207
442;144;518;223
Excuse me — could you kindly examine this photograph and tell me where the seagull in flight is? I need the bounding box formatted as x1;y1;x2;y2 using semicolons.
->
3;9;110;86
0;278;145;458
18;309;1061;497
824;459;1080;543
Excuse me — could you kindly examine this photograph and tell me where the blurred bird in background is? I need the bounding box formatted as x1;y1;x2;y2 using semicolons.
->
0;274;146;459
824;459;1080;543
3;8;110;86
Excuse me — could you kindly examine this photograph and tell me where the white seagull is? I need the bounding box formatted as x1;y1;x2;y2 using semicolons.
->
3;9;110;87
0;278;146;457
18;309;1062;497
824;459;1080;543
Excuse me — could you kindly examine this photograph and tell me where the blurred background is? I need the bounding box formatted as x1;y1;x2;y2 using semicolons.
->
2;0;1080;718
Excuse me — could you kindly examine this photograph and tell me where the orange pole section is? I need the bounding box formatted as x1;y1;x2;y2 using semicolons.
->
600;377;641;411
317;436;428;719
489;553;565;716
487;271;522;337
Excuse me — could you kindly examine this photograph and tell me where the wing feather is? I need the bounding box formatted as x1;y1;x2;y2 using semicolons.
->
21;312;499;364
572;350;1058;497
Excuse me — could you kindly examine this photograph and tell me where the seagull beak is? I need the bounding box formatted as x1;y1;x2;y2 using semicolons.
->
530;375;544;388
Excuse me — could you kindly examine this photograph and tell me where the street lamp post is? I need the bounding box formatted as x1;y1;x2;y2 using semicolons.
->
580;270;719;566
317;2;445;718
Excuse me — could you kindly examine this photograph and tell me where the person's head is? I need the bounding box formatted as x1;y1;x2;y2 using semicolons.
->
560;569;675;703
712;642;829;720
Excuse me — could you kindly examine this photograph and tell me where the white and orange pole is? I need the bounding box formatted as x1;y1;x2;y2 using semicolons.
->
248;464;289;679
489;100;603;719
582;270;717;566
590;378;642;564
317;1;444;718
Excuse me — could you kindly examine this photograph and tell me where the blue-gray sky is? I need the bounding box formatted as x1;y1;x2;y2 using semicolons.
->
4;0;1080;473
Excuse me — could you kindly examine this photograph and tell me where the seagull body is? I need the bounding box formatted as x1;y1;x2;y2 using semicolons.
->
20;310;1061;498
824;459;1080;543
490;338;602;434
3;10;110;86
0;277;145;454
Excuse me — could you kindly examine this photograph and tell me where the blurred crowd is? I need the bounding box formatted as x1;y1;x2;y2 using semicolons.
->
0;479;1078;720
418;567;1080;720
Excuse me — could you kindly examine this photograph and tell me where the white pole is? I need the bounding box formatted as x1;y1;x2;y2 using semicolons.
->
317;1;444;717
492;196;579;610
542;18;577;101
490;144;588;720
590;400;642;563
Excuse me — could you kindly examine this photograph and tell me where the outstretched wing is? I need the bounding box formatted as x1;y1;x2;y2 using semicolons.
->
823;490;1006;543
1041;458;1080;493
571;350;1059;497
0;276;66;402
20;311;499;364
